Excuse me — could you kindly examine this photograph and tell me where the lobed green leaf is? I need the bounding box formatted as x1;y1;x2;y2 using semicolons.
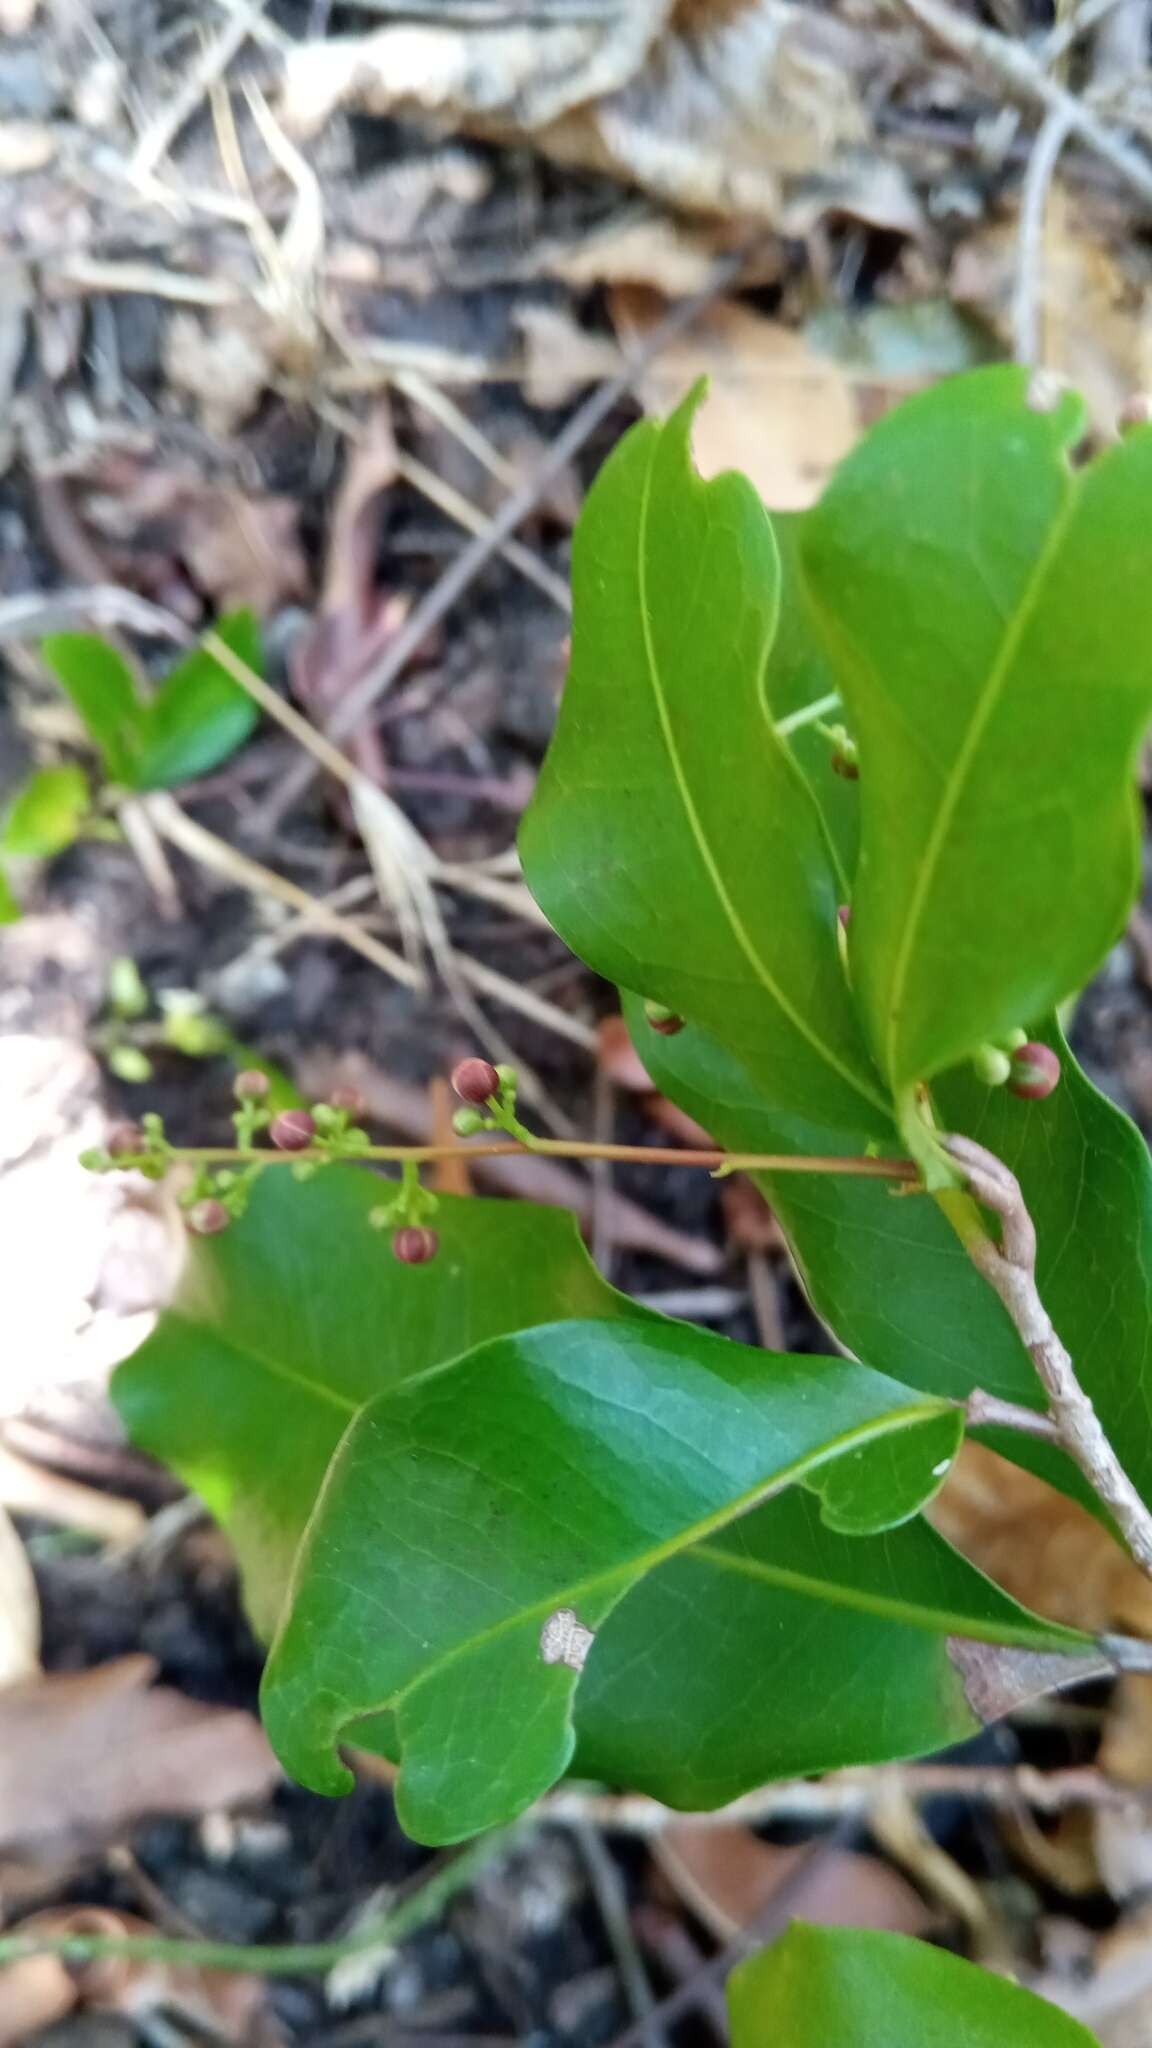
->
260;1314;961;1840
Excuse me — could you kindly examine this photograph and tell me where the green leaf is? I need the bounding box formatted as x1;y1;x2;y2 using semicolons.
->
2;765;90;857
117;1169;1080;1832
729;1925;1100;2047
768;512;857;878
802;365;1152;1091
574;1486;1085;1809
0;867;20;923
625;990;1030;1401
113;1172;639;1640
40;635;145;787
519;382;888;1144
133;611;262;789
261;1315;961;1841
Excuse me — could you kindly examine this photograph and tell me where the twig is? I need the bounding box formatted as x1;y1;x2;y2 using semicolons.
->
605;1821;859;2048
895;0;1152;209
945;1134;1152;1576
395;450;571;613
0;1828;507;1977
544;1762;1147;1832
144;792;423;990
964;1387;1063;1443
570;1821;668;2048
130;0;269;177
0;588;192;645
263;240;763;829
132;1140;920;1178
1011;106;1076;366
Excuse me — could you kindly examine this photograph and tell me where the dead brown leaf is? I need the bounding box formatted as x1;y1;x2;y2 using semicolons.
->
0;1655;280;1850
935;1444;1152;1784
611;287;859;509
656;1822;933;1942
281;1;916;234
951;203;1152;432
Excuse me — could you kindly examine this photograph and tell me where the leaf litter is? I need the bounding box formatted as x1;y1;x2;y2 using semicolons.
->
7;0;1152;2029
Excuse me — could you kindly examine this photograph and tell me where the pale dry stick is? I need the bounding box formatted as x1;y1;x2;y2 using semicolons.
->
1041;0;1144;66
0;588;191;645
392;369;521;491
964;1387;1063;1443
543;1762;1145;1834
395;450;572;612
1011;105;1077;366
945;1132;1152;1576
130;0;269;177
264;240;761;830
144;792;422;990
896;0;1152;209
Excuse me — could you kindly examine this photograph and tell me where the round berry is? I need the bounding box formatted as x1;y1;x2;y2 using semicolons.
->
233;1069;270;1101
1008;1042;1062;1100
187;1198;230;1236
269;1109;316;1151
452;1058;501;1106
393;1226;439;1265
106;1121;144;1157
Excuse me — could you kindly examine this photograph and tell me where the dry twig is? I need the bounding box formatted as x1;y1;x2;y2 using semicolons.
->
946;1133;1152;1577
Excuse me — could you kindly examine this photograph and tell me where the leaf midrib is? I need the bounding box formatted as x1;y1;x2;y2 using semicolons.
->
689;1539;1085;1651
883;473;1078;1081
333;1403;953;1723
633;437;887;1119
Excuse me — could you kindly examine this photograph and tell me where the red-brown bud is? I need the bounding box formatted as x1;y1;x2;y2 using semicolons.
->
643;1000;684;1037
393;1226;439;1265
328;1085;364;1116
269;1109;316;1151
1008;1042;1062;1100
451;1058;501;1106
187;1198;231;1235
233;1069;270;1101
106;1121;144;1157
837;905;851;929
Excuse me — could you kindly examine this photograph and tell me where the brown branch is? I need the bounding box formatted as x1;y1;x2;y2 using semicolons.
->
161;1140;920;1179
946;1134;1152;1576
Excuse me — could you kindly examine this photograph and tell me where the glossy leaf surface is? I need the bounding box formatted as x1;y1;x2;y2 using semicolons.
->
623;994;1152;1512
575;1486;1083;1808
262;1315;961;1840
729;1925;1099;2047
519;383;887;1147
802;366;1152;1090
114;1172;637;1639
117;1170;1076;1835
